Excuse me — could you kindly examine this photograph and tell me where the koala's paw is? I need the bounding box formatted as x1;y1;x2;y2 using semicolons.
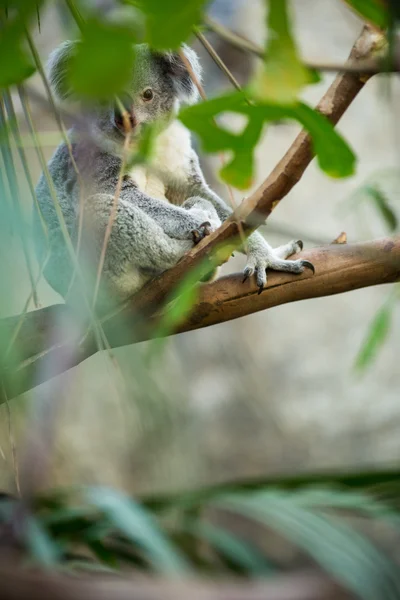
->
191;221;212;244
243;239;315;294
183;197;221;243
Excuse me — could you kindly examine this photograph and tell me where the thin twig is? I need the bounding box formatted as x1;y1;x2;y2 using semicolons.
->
204;16;396;75
195;29;245;95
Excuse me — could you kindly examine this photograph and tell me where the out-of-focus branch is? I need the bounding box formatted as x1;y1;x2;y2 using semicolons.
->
204;16;397;74
1;237;400;399
0;565;353;600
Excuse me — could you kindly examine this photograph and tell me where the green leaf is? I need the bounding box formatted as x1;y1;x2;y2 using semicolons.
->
292;103;355;178
25;517;61;567
355;300;392;371
214;491;400;599
127;0;209;49
86;487;192;575
187;522;274;575
180;92;355;188
250;0;317;104
0;35;35;88
365;185;397;231
69;19;137;100
343;0;389;29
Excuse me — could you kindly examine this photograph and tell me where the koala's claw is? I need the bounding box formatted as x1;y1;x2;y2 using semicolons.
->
296;240;304;251
191;221;212;244
242;266;254;283
301;259;315;274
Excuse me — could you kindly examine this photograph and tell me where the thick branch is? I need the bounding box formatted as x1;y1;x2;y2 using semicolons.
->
2;237;399;399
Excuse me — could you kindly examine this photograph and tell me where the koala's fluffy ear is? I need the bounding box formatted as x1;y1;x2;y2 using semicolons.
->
47;40;77;102
158;44;202;104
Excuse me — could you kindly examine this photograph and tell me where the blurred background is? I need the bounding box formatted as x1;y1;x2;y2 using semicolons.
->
0;0;399;496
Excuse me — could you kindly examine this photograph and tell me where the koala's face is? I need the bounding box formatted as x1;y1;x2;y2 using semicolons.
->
48;41;201;148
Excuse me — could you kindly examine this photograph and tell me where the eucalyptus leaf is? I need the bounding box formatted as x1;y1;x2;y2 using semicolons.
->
365;185;397;231
69;19;137;100
250;0;317;104
127;0;209;49
180;91;355;188
343;0;389;29
355;300;392;371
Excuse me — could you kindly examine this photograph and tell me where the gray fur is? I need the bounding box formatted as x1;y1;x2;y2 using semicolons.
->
36;41;311;307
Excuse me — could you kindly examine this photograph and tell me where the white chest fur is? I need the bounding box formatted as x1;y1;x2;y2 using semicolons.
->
127;120;192;202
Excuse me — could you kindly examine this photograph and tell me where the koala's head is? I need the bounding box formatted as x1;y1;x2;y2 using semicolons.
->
48;41;202;146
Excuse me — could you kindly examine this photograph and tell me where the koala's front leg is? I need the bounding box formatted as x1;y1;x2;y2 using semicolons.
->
121;183;220;244
186;152;314;292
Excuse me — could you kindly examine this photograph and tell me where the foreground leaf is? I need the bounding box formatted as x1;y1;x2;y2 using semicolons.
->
251;0;317;104
343;0;389;29
180;92;355;188
87;487;191;574
69;19;137;100
127;0;209;49
214;491;400;599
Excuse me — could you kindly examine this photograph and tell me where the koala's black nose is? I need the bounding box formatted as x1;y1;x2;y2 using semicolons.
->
114;103;137;133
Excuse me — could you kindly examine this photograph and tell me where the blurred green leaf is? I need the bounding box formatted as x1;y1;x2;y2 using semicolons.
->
127;0;209;49
0;34;35;87
355;299;392;371
214;491;400;599
186;522;275;575
25;517;61;567
250;0;317;104
180;92;355;188
365;185;397;231
86;487;192;574
69;19;137;99
343;0;389;28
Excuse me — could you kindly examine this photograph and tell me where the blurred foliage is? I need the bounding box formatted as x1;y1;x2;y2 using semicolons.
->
125;0;209;50
2;471;400;597
249;0;319;105
343;0;389;29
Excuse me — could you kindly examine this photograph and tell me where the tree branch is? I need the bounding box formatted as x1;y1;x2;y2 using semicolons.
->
0;565;353;600
2;237;399;400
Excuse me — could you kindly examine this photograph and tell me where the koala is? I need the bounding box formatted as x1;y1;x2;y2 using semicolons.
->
35;41;314;308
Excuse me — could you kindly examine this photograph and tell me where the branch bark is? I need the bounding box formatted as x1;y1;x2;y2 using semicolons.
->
2;237;399;400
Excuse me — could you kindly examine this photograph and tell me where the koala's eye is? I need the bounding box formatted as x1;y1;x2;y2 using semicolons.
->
142;88;154;101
